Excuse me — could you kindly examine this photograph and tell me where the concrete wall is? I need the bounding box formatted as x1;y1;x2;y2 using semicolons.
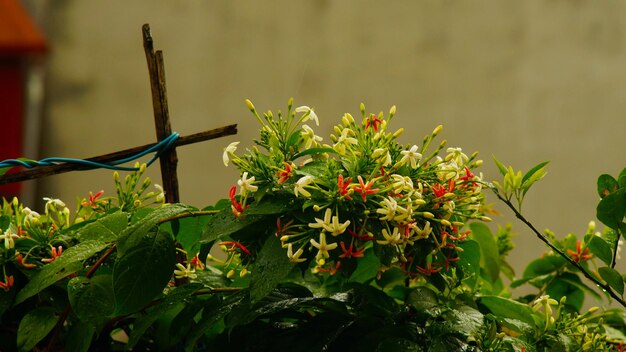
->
25;1;626;276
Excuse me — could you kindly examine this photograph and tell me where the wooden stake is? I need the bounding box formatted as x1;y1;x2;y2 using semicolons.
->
142;23;180;203
0;125;237;185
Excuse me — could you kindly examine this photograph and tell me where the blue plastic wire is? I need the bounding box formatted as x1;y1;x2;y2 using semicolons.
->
0;132;180;172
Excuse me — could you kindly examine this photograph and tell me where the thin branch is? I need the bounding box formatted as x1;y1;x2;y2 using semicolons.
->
86;244;117;278
611;228;622;269
492;188;626;309
0;125;237;185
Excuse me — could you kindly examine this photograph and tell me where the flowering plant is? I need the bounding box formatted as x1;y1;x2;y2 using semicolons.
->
1;100;626;351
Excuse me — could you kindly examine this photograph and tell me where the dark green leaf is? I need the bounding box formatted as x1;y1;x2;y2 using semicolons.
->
598;174;619;198
246;192;299;215
376;338;422;352
126;283;203;350
479;295;536;326
597;188;626;229
296;161;329;178
67;275;115;323
406;286;439;311
65;323;95;352
185;290;248;352
0;215;10;230
16;306;58;352
195;266;229;289
113;229;176;315
586;235;613;266
545;278;584;311
469;223;500;282
117;204;191;256
201;209;265;244
76;211;128;242
15;240;109;304
250;235;295;302
599;266;624;296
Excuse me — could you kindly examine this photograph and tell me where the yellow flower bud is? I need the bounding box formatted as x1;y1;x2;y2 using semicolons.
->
432;125;443;136
226;269;235;278
245;99;255;112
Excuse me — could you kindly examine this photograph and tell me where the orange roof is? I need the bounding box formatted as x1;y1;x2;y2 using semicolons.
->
0;0;47;55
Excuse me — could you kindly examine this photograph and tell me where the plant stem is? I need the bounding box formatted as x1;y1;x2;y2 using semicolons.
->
492;188;626;309
158;210;220;224
611;227;622;269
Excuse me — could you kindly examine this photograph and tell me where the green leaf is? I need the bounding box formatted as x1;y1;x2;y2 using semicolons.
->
126;283;203;350
113;229;176;315
76;211;128;242
598;174;619;198
117;204;191;257
292;147;336;160
492;156;508;176
165;214;213;259
521;161;549;194
16;306;58;352
201;209;266;244
557;272;602;301
406;286;439;311
469;223;500;282
349;247;381;283
479;295;536;326
597;188;626;229
586;235;613;266
250;234;295;303
619;167;626;188
15;240;109;304
522;255;566;279
521;161;549;186
67;275;115;323
457;240;480;289
599;267;624;296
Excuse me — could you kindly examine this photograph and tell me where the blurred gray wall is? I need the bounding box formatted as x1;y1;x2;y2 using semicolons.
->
24;1;626;277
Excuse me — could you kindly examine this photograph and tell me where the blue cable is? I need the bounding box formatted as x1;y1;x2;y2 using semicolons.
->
0;132;180;172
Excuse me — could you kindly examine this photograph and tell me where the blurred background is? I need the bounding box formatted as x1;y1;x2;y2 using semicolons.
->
2;0;626;280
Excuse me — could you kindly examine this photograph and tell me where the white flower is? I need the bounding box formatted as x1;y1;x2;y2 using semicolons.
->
154;184;166;203
309;208;332;229
295;106;319;126
22;207;41;226
377;227;403;245
398;145;422;169
222;141;240;166
301;124;323;149
325;213;351;237
287;244;307;263
0;229;19;250
174;263;197;280
376;196;399;221
390;174;414;194
414;221;432;239
237;172;258;193
310;233;337;261
294;176;315;197
445;147;469;166
43;197;67;216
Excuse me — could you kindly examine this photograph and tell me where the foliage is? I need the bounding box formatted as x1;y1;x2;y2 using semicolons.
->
0;101;625;351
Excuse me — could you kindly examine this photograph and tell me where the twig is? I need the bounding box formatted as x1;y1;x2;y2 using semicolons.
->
86;244;117;278
0;125;237;185
492;188;626;308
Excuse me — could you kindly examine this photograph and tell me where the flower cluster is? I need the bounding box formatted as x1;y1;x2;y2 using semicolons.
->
222;99;490;277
